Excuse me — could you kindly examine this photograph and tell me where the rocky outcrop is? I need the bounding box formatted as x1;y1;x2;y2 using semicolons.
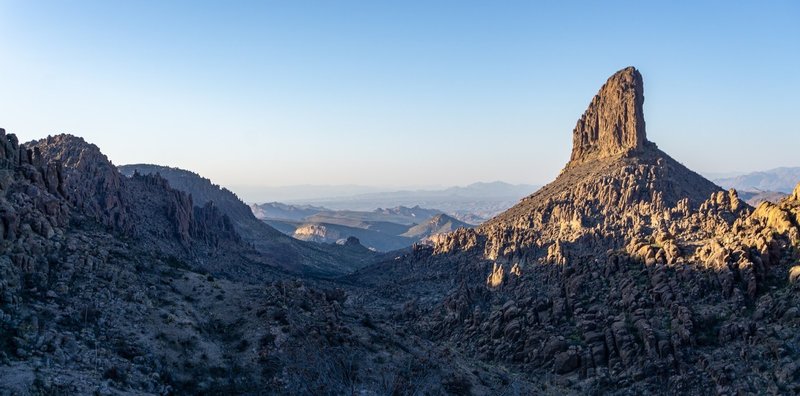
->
122;171;240;250
118;164;263;234
0;129;70;243
433;67;722;264
119;164;378;276
29;135;132;233
24;136;245;255
0;128;22;167
413;183;800;393
568;67;648;167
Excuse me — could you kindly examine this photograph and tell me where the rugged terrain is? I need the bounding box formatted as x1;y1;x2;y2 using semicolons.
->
118;164;377;277
352;67;800;394
2;67;800;395
1;130;522;395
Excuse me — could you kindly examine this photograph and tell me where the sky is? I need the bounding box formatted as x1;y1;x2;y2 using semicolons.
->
0;1;798;193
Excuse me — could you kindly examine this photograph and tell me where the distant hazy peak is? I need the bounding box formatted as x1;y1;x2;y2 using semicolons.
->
714;167;800;194
568;66;648;167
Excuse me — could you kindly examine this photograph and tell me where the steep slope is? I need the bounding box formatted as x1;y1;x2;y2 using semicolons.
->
0;131;281;393
352;67;800;394
118;164;377;277
119;164;276;236
26;135;260;279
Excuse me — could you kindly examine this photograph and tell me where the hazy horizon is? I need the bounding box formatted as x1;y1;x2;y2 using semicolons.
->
2;1;798;189
227;180;541;203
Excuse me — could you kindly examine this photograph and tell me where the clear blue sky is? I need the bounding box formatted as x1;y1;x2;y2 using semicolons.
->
1;1;798;191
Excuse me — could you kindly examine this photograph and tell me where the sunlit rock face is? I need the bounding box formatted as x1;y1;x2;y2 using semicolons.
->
432;66;721;263
569;66;648;167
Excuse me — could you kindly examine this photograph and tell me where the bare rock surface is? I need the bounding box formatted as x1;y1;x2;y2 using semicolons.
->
569;66;647;167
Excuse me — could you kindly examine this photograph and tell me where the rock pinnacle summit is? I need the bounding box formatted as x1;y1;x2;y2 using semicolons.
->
568;66;648;167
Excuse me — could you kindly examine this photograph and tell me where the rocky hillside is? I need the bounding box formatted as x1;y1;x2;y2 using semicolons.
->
352;67;800;394
0;130;278;392
119;164;269;234
0;128;524;394
118;164;377;277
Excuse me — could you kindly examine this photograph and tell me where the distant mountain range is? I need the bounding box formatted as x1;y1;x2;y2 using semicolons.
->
737;190;789;206
281;181;540;223
713;167;800;194
230;184;389;202
250;201;328;221
251;203;471;251
245;181;540;251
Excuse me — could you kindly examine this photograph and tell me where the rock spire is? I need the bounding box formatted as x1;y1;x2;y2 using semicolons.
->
568;66;648;166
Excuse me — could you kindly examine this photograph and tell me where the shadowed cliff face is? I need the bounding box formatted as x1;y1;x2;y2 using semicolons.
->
117;164;380;276
27;134;132;233
569;66;647;167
